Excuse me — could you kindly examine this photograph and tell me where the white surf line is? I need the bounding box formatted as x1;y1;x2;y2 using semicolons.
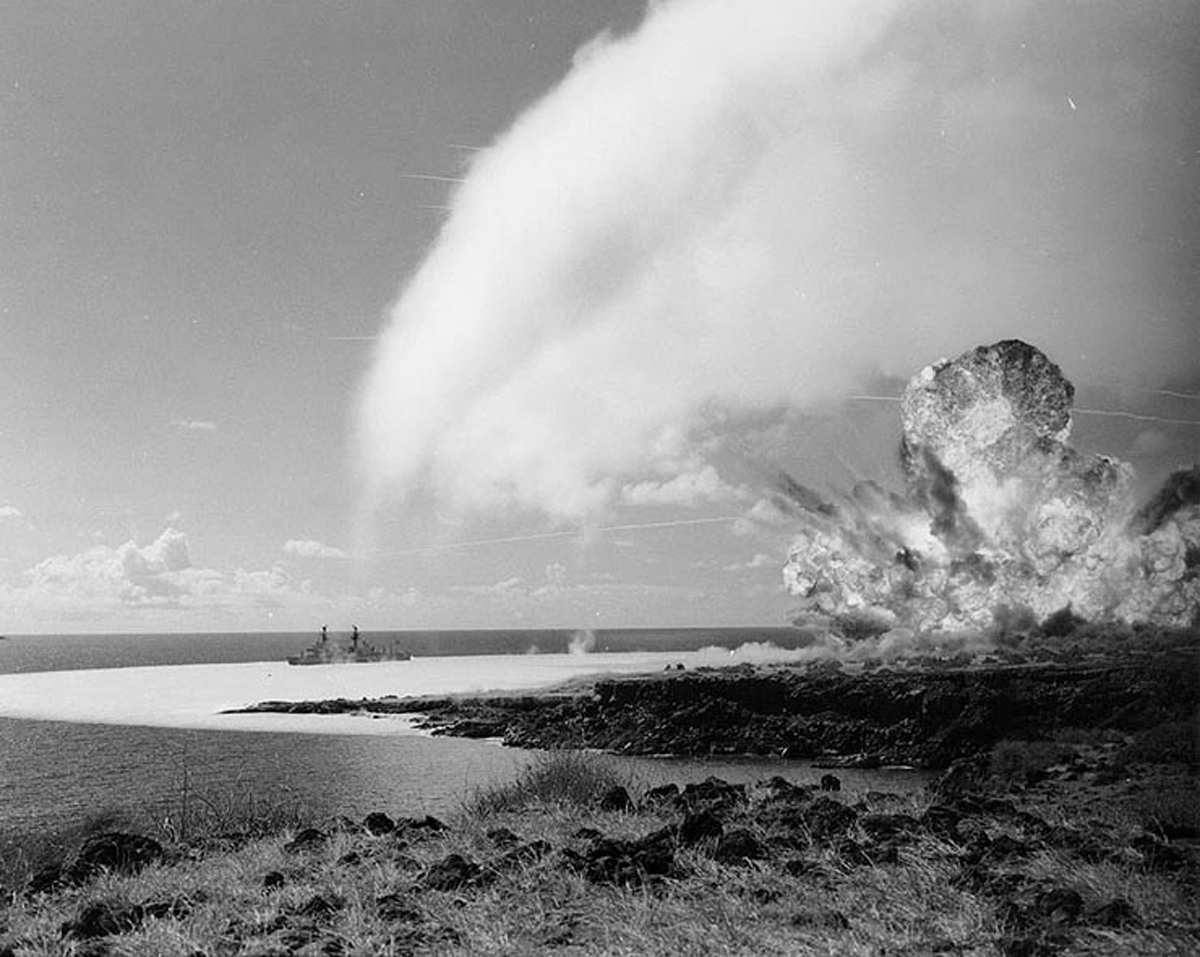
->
371;515;744;559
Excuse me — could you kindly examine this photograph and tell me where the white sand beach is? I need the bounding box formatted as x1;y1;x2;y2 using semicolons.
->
0;651;737;735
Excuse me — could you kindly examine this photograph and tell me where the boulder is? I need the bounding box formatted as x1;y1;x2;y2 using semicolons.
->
69;832;163;882
713;828;768;864
363;812;395;835
61;901;144;940
599;785;634;812
678;809;724;846
421;853;483;891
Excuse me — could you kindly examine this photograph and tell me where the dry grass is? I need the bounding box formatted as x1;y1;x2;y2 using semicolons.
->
462;749;637;815
2;756;1197;955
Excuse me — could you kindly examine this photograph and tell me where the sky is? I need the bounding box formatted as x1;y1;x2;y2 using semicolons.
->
2;0;1198;635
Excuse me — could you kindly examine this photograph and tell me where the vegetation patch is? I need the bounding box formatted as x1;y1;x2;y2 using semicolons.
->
1;750;1196;955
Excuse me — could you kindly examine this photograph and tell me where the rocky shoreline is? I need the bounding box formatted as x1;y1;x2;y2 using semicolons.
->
230;639;1198;771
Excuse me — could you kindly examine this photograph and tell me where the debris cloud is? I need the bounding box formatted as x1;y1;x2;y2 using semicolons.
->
357;0;1200;522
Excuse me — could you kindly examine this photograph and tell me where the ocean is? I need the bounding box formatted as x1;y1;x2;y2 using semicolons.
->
0;629;925;838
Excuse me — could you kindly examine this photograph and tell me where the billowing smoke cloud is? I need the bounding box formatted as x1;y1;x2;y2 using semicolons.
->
357;0;1199;522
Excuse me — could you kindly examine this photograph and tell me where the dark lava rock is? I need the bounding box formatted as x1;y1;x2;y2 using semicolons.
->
803;797;858;841
642;783;680;805
713;828;768;865
678;777;745;814
376;893;422;924
262;871;286;890
985;834;1033;863
283;828;328;853
486;826;521;848
422;853;484;891
1000;936;1063;957
1085;898;1140;928
763;776;815;802
25;867;67;896
364;812;396;835
61;901;145;940
599;785;634;812
790;908;850;930
920;805;962;838
860;813;920;842
782;857;823;877
70;832;164;882
578;828;676;887
140;896;193;921
295;894;344;922
392;814;448;835
831;836;874;867
1036;887;1083;926
820;773;841;792
496;840;553;869
678;809;724;845
861;838;901;865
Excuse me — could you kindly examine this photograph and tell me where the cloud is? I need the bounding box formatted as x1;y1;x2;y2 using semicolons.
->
0;506;22;519
283;539;348;559
4;529;312;619
169;419;217;432
733;497;792;536
357;0;1200;524
725;552;776;572
620;465;740;508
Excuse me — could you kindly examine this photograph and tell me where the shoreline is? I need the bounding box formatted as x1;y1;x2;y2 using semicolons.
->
231;646;1199;770
0;650;726;735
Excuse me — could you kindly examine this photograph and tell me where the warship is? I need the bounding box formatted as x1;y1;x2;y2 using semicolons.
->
287;626;412;665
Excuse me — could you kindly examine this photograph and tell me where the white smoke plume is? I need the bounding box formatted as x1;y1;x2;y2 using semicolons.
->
568;628;598;656
356;0;1199;523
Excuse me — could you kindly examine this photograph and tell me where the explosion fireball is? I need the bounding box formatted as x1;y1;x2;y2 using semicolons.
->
783;340;1200;633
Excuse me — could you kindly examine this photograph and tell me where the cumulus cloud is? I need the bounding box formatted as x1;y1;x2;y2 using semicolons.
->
357;0;1200;524
620;464;740;508
169;419;217;432
283;539;348;559
5;529;309;618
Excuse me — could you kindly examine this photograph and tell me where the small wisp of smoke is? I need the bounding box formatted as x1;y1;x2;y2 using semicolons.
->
568;629;598;657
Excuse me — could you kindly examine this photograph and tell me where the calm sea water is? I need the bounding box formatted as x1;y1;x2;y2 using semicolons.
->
0;629;925;837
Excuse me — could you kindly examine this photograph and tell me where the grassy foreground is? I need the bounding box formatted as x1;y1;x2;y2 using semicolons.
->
1;751;1196;956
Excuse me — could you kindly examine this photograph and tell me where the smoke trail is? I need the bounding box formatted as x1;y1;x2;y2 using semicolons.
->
357;0;1200;523
369;515;744;559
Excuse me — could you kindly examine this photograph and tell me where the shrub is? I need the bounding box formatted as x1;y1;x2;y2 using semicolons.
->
159;782;317;844
463;750;635;816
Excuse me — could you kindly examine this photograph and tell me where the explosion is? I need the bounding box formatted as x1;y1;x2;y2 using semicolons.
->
783;340;1200;633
